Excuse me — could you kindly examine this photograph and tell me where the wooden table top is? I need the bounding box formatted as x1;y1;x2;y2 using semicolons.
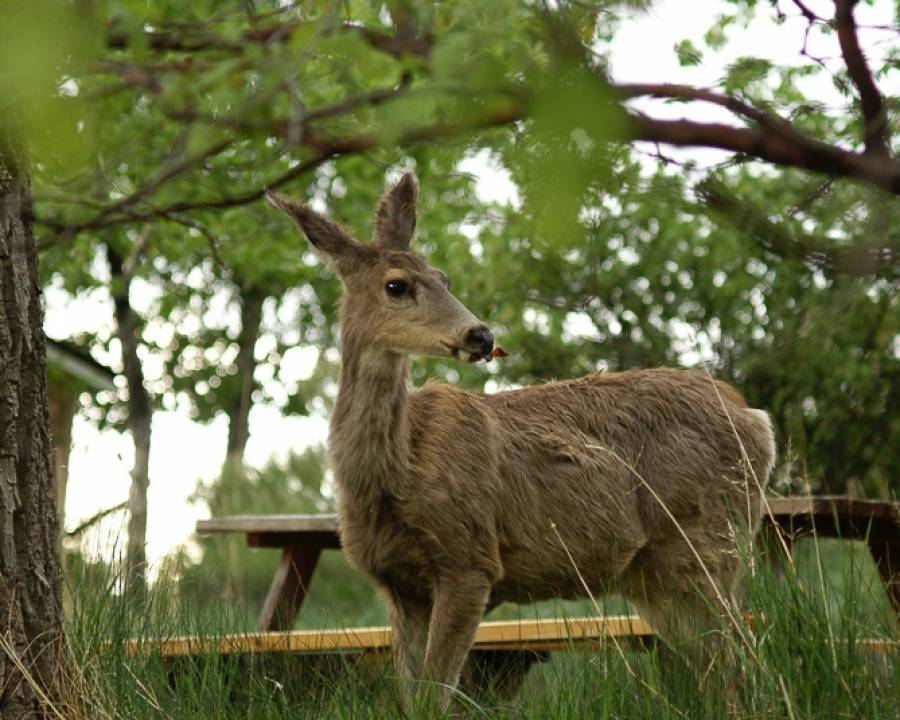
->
196;497;898;538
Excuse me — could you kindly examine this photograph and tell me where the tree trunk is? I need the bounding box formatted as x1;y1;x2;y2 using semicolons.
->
0;134;65;716
47;379;76;531
224;286;264;479
107;247;152;598
219;287;263;598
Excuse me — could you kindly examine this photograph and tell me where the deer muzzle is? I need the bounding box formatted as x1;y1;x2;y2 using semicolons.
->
462;325;495;362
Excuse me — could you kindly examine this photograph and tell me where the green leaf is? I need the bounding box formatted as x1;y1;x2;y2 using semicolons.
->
723;56;773;93
675;39;703;67
703;14;735;50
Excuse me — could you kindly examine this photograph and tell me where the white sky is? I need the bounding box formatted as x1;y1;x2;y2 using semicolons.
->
49;0;897;570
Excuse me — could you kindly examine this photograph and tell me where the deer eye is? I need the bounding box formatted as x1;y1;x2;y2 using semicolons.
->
384;279;409;298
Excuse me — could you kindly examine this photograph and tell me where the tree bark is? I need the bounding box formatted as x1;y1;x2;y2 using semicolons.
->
218;287;263;598
47;380;76;532
0;134;65;716
107;246;152;598
224;286;264;478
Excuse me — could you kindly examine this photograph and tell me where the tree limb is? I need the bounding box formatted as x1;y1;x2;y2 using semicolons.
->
34;47;900;251
121;225;152;279
628;114;900;194
105;18;309;54
162;86;403;139
65;501;127;539
340;22;431;60
35;88;900;252
105;18;430;60
614;83;796;134
102;139;233;220
833;0;890;157
160;212;226;272
790;0;826;23
35;106;520;246
698;175;899;276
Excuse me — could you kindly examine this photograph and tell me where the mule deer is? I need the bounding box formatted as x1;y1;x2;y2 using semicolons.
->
267;173;775;711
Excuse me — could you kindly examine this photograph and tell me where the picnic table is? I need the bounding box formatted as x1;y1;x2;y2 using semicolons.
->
197;496;899;632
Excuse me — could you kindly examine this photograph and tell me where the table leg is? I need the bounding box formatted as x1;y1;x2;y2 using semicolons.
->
867;540;899;623
760;521;794;581
256;542;324;631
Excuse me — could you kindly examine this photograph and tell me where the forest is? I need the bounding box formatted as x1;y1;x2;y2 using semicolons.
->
0;1;897;718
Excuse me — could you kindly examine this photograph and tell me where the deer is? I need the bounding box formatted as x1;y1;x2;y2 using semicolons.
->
267;172;776;712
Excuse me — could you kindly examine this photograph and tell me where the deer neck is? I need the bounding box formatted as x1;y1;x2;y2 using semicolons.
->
330;333;410;507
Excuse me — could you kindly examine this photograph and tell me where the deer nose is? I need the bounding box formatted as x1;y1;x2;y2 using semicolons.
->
466;325;494;356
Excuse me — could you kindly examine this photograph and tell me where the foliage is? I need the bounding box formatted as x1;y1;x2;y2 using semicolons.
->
13;1;900;497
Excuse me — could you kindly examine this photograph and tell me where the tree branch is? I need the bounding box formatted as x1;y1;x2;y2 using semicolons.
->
65;501;127;539
110;139;232;217
162;86;403;140
35;45;900;252
105;17;310;54
121;225;152;279
614;83;796;134
34;101;900;249
160;212;226;272
105;18;430;60
340;22;431;59
698;175;899;276
790;0;826;23
35;106;520;246
628;114;900;194
834;0;890;157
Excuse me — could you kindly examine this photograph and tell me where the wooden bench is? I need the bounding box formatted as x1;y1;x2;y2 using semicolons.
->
128;615;655;657
127;614;898;658
197;496;900;632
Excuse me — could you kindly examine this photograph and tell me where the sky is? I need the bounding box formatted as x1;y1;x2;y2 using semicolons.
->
48;0;898;570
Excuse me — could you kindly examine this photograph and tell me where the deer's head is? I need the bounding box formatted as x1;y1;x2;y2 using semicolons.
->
267;173;494;363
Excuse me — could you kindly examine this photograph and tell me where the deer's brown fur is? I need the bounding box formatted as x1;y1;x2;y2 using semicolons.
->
267;174;776;711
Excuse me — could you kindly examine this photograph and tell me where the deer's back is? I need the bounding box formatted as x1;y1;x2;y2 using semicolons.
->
402;368;774;601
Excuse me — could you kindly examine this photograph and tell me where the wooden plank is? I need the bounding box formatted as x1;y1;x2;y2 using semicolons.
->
196;499;899;540
126;615;653;658
195;499;900;543
124;615;898;658
474;615;653;645
197;514;339;534
765;497;899;540
767;497;899;521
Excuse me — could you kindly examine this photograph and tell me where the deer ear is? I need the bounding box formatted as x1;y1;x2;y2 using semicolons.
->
374;172;417;251
266;191;370;273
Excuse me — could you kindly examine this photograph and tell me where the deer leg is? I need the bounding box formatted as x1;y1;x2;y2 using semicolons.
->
421;572;492;712
388;593;432;711
626;560;744;713
631;590;735;672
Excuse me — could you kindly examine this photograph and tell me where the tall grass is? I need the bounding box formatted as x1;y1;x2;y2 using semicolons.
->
63;537;897;719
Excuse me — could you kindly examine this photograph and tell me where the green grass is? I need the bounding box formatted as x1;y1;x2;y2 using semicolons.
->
63;538;898;719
